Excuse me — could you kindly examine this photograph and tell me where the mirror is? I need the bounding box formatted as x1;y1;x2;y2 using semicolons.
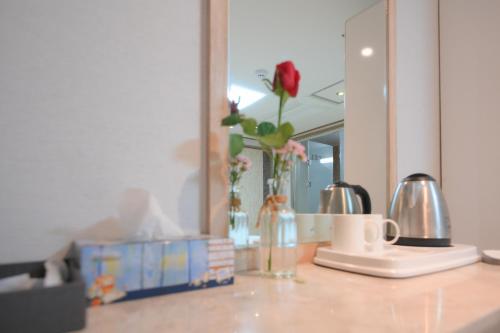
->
226;0;388;246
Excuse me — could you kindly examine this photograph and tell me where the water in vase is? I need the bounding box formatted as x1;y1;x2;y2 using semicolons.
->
259;209;297;278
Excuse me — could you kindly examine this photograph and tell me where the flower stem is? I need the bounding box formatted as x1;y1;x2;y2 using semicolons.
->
267;91;287;273
277;92;284;128
267;218;273;272
271;91;286;191
229;189;235;229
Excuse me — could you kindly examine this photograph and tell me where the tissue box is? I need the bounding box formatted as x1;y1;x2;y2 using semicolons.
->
75;236;234;306
0;260;86;333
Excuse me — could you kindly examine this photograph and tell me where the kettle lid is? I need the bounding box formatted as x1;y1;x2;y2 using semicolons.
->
403;173;436;182
325;181;352;190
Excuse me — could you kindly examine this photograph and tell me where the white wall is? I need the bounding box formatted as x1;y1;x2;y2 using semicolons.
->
393;0;441;185
440;0;500;249
0;0;206;263
345;1;388;215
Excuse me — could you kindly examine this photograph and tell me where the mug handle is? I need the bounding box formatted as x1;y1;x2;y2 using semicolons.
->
383;219;400;245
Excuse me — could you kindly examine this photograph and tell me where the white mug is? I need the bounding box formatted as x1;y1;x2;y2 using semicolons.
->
331;214;380;253
365;214;400;252
314;214;333;242
295;214;316;242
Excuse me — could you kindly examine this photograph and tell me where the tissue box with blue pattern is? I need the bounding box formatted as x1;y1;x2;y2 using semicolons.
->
75;236;234;306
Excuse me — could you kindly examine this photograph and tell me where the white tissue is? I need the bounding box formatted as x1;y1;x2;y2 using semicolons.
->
0;261;66;292
43;261;65;287
0;274;38;293
118;188;184;241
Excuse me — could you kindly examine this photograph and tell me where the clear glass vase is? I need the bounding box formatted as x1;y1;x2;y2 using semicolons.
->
228;184;249;248
259;174;297;278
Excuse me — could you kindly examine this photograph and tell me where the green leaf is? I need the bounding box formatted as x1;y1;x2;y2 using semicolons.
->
221;114;243;127
277;122;294;140
229;134;244;158
257;122;277;136
241;118;258;136
258;132;287;148
257;122;295;149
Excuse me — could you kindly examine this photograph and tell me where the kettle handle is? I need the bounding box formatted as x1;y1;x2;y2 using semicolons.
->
352;185;372;214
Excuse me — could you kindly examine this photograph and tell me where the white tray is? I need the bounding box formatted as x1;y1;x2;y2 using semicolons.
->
313;244;480;278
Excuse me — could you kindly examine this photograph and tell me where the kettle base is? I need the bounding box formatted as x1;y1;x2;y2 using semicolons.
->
387;236;451;247
314;243;479;278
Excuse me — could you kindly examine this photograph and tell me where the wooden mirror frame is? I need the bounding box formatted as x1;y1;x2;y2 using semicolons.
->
206;0;399;235
207;0;229;236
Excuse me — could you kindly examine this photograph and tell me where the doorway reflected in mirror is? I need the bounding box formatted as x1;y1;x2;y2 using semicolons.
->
293;129;344;214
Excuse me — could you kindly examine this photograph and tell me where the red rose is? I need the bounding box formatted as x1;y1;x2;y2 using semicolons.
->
272;61;301;97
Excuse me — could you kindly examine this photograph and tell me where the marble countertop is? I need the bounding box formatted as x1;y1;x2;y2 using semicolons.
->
81;263;500;333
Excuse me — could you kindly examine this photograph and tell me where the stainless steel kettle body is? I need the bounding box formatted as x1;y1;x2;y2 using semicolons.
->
387;173;451;247
319;181;371;214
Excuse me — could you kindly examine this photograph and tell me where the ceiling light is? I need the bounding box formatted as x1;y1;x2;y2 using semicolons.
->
320;157;333;164
228;84;265;110
255;69;268;79
336;91;345;97
361;47;374;57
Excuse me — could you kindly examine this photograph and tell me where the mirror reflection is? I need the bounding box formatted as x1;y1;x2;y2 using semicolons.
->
228;0;387;246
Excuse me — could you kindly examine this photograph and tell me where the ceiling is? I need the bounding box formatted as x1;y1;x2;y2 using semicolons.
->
310;129;343;147
229;0;380;135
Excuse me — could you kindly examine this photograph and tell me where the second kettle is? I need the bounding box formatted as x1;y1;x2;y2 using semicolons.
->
319;181;371;214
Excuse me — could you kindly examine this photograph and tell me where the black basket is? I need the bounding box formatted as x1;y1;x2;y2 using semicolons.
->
0;260;86;333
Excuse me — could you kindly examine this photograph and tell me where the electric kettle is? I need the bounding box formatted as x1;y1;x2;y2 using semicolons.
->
387;173;451;246
319;181;371;214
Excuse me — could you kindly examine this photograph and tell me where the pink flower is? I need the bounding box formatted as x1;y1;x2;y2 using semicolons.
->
296;150;307;162
274;140;307;162
236;155;252;170
274;145;288;155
